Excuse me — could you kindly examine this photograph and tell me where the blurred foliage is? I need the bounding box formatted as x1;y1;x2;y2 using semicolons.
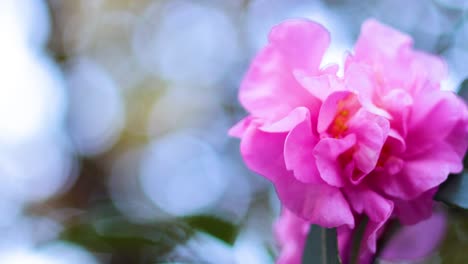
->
50;155;240;263
439;208;468;263
184;215;238;245
61;210;194;263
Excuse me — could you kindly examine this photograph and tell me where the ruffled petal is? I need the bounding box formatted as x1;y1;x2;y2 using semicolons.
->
381;88;413;136
268;19;330;73
340;188;394;264
357;220;389;264
260;106;312;133
313;134;356;187
275;208;310;264
283;108;322;184
228;117;253;138
411;51;447;84
337;209;393;264
393;188;437;225
345;187;394;224
337;225;354;264
354;19;413;63
240;122;354;228
317;90;357;134
275;178;354;228
406;90;466;155
239;20;325;121
346;110;389;182
376;141;462;200
344;62;391;118
240;123;288;181
294;70;342;101
444;98;468;159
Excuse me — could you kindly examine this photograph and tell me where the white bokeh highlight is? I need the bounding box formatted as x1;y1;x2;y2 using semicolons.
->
140;132;227;216
0;50;66;146
0;0;65;146
0;242;99;264
109;148;167;222
0;135;73;207
133;0;240;85
67;58;125;156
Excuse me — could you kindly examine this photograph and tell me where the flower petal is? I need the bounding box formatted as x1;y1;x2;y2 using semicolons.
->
239;21;325;121
347;110;389;180
240;122;354;228
345;187;394;223
354;19;413;62
240;123;288;181
411;51;447;84
357;220;389;264
445;112;468;160
338;209;393;264
344;62;391;118
275;208;310;264
376;141;462;200
393;188;437;225
341;188;394;264
381;88;413;136
275;178;354;228
314;134;356;187
317;90;355;134
337;225;354;264
268;19;330;73
294;71;342;101
379;207;447;262
260;106;312;133
283;108;322;184
228;117;253;138
406;90;466;154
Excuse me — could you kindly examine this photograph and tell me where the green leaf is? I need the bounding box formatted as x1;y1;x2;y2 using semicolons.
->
60;223;113;252
435;171;468;209
60;216;194;260
350;217;369;264
183;215;238;245
458;78;468;104
302;226;340;264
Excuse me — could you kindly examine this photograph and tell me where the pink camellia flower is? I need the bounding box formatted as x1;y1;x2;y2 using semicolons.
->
274;208;310;264
230;18;468;263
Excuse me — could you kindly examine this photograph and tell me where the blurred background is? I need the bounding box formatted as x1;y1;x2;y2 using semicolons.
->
0;0;467;263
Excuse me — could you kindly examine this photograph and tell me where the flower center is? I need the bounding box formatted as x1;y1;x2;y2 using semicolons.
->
329;108;350;138
328;95;359;138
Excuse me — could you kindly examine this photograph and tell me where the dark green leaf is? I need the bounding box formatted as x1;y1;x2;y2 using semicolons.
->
60;223;113;252
60;216;194;259
458;78;468;104
350;217;369;264
302;226;340;264
435;171;468;209
183;215;238;245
